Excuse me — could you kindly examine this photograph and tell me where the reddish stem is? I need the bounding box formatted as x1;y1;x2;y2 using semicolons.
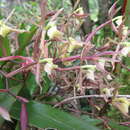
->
0;89;9;92
85;20;112;44
122;0;127;15
0;56;32;61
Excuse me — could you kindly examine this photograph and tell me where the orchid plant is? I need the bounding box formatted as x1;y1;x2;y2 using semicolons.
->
0;0;130;129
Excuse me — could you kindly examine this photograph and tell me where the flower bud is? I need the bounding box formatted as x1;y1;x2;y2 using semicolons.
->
74;7;84;15
121;46;130;57
81;65;96;81
100;88;111;96
47;26;63;39
0;20;11;37
68;37;83;53
112;98;130;116
44;62;58;75
47;21;63;39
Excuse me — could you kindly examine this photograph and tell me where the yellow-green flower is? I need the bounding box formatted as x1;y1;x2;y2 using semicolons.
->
112;97;130;116
47;26;63;39
0;20;11;37
68;37;83;53
44;62;58;75
81;65;96;81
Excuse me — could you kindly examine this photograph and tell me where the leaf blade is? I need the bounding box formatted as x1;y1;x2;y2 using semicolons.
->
11;101;99;130
0;85;22;125
0;106;11;121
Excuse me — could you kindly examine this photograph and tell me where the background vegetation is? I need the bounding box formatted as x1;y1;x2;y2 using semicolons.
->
0;0;130;130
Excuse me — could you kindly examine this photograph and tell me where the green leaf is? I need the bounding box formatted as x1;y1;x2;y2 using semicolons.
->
15;122;20;130
16;24;37;55
42;73;52;94
0;76;4;89
108;121;130;130
26;73;37;96
125;0;130;28
81;115;130;130
88;0;99;22
81;115;101;126
0;85;22;125
11;101;99;130
0;36;10;57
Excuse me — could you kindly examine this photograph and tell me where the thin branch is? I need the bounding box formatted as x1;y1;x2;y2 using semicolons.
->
4;9;15;23
119;62;130;72
54;51;119;63
54;95;130;107
84;20;112;44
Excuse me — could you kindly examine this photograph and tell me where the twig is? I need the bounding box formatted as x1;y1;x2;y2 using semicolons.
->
54;51;120;63
119;62;130;72
4;78;29;103
54;95;130;107
50;8;64;22
84;20;112;44
4;9;15;23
